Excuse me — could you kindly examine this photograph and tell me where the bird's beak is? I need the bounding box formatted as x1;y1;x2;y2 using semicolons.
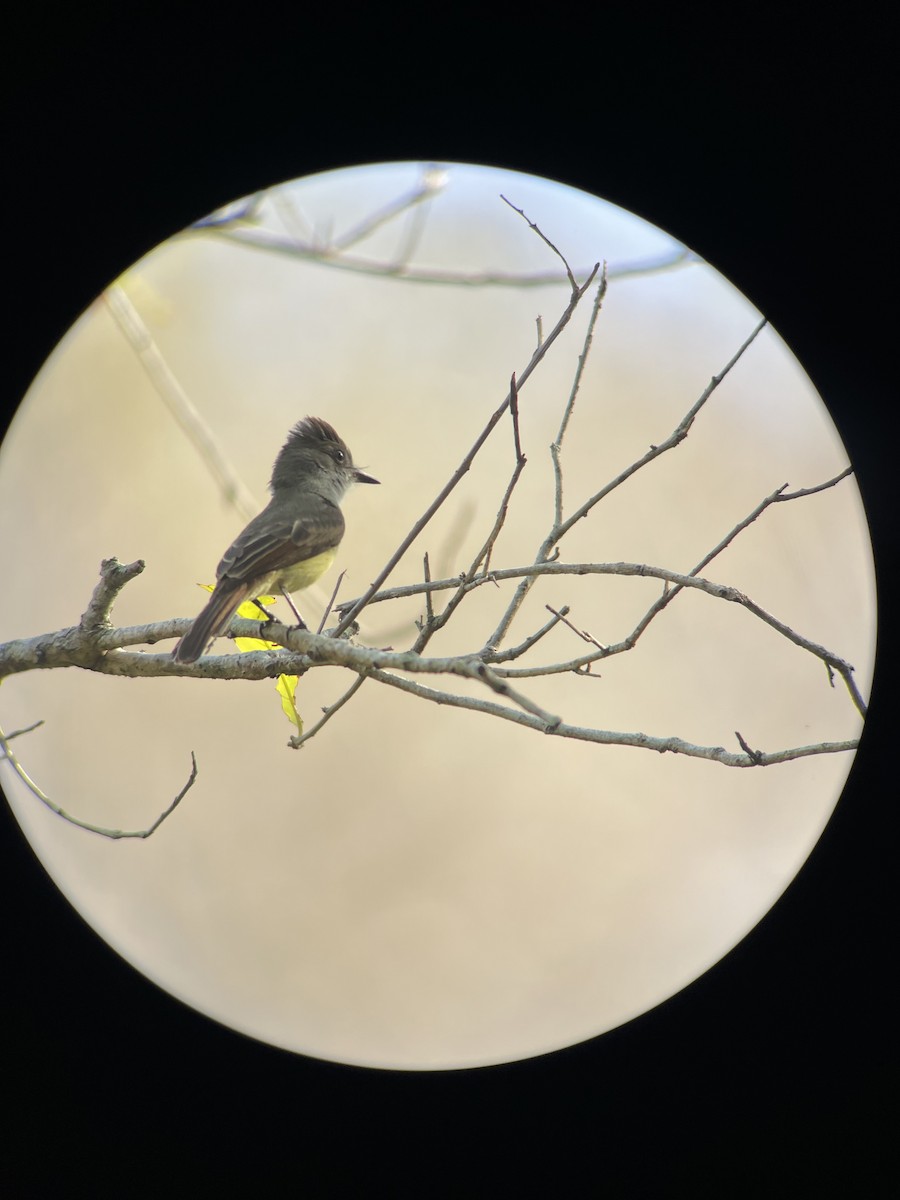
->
354;469;380;485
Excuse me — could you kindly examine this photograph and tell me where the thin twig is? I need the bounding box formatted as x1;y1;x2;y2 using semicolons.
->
552;269;609;528
471;661;561;728
365;670;859;767
621;468;862;710
509;371;524;463
558;318;770;546
317;570;346;635
555;267;609;449
0;719;45;742
422;553;434;628
0;724;198;839
777;468;854;500
482;318;769;653
500;195;578;291
104;284;258;521
735;731;764;764
482;605;572;664
324;557;865;716
491;648;609;678
544;604;607;651
332;261;599;637
22;553;853;707
410;378;529;655
0;541;865;765
480;374;526;578
288;675;368;750
330;168;448;252
207;220;695;288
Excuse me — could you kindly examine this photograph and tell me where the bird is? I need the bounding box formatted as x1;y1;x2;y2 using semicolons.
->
173;416;378;663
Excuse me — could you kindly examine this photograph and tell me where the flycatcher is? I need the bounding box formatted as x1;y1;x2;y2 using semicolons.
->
173;416;378;663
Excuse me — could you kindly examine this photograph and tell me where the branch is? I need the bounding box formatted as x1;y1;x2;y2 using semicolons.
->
203;220;694;289
44;550;857;719
552;268;609;527
287;675;368;750
364;670;859;767
104;283;259;522
192;172;700;288
499;195;579;291
0;550;863;769
330;559;865;718
329;166;447;254
411;374;528;655
1;194;864;786
481;317;769;653
80;556;147;630
332;257;600;637
0;723;198;840
0;559;863;716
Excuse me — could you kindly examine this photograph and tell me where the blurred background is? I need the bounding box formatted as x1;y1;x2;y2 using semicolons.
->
0;162;874;1069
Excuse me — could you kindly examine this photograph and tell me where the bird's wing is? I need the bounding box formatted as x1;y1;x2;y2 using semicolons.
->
216;494;345;583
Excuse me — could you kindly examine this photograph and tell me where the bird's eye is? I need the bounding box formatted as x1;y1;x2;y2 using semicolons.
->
333;448;345;463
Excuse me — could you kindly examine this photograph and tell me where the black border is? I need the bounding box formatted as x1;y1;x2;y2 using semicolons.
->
3;12;892;1193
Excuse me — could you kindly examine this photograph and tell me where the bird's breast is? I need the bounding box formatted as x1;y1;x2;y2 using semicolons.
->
274;547;338;592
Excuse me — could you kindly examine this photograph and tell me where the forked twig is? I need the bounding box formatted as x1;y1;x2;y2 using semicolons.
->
333;261;599;637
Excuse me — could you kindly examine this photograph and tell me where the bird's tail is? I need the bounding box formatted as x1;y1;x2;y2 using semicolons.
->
173;579;253;663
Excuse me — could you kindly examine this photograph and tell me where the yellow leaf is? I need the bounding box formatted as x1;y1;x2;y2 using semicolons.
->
236;594;276;615
233;594;279;654
276;675;303;735
221;592;304;732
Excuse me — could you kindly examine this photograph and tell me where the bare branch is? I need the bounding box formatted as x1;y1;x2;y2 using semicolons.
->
317;569;346;635
329;558;864;716
104;284;259;521
80;557;147;630
543;604;607;652
561;318;770;547
364;670;859;767
2;194;864;790
734;731;764;764
484;605;572;664
2;555;862;715
388;378;528;661
332;260;599;637
330;167;448;252
466;374;527;581
482;318;769;653
287;675;368;751
0;724;198;840
617;469;864;714
421;552;435;629
551;270;609;533
0;538;864;769
777;468;854;500
492;649;609;679
555;267;609;450
500;195;579;292
0;719;45;740
205;217;695;288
